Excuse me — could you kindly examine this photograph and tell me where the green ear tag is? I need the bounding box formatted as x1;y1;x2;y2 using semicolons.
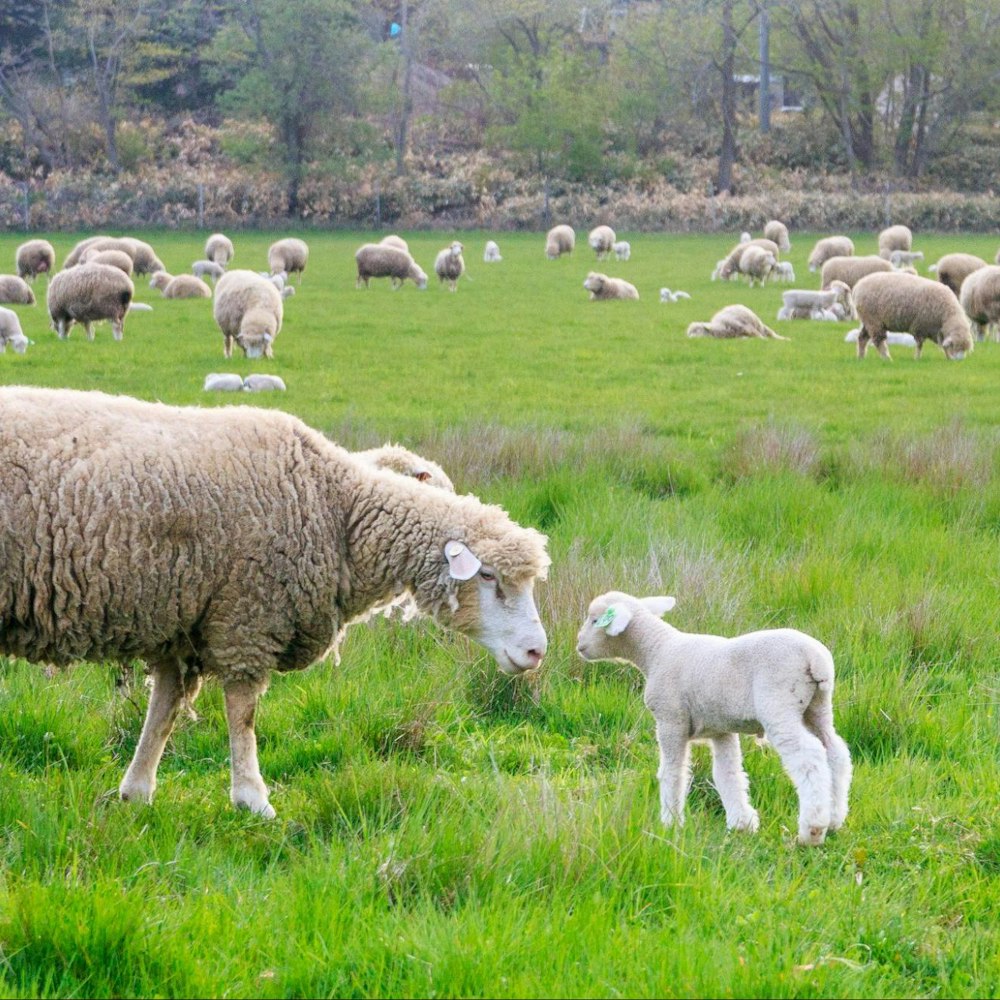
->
595;608;616;629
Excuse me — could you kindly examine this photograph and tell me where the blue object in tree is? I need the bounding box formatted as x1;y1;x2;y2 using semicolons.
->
389;22;401;37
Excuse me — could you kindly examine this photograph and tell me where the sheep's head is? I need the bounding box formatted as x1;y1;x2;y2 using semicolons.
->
583;272;606;295
449;242;463;257
238;308;278;359
576;592;675;663
941;314;974;360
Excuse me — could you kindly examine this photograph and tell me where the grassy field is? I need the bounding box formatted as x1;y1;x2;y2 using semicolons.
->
0;229;998;999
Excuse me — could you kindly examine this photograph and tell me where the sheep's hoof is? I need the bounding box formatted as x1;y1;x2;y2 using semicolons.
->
118;778;155;804
797;825;827;846
232;786;276;819
729;811;760;833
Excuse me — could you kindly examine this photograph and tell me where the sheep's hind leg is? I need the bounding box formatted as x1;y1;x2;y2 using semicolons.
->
710;733;759;832
224;679;276;819
805;697;852;832
765;718;832;845
655;723;692;828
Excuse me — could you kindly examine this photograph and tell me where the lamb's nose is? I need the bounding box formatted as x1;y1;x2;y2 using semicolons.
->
524;648;544;669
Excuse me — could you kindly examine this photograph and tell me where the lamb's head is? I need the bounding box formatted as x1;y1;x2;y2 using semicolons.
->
686;322;711;338
941;313;974;360
6;331;29;355
576;591;675;663
238;307;278;359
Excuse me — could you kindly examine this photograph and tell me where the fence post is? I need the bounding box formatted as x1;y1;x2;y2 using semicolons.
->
375;180;381;228
543;176;550;230
197;182;205;230
20;183;29;231
883;181;892;228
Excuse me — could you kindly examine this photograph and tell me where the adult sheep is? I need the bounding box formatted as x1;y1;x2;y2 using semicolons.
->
163;275;213;299
47;263;134;340
808;236;855;272
16;239;55;281
213;269;282;359
0;387;550;819
717;238;780;281
878;224;912;259
852;271;973;360
355;243;428;290
958;265;1000;342
268;238;309;283
83;248;135;276
583;271;639;301
763;220;791;252
820;255;892;291
737;245;776;287
205;233;235;267
71;236;164;275
933;253;987;296
380;234;409;253
545;224;575;259
434;241;466;292
687;304;787;340
0;275;36;305
588;225;616;259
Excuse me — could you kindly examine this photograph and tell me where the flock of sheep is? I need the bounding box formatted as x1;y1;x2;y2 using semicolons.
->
2;218;996;847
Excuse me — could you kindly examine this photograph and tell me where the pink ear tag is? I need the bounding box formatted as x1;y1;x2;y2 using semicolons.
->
445;541;482;581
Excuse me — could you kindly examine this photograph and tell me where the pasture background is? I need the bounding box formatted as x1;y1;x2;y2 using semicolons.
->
0;230;998;999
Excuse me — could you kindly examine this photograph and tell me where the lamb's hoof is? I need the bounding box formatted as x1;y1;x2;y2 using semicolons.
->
798;825;827;846
729;811;760;833
232;787;276;819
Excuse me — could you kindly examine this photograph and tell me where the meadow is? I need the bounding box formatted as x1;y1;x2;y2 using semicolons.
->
0;228;998;999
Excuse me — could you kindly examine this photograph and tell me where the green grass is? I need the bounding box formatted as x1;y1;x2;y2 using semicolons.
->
1;229;998;999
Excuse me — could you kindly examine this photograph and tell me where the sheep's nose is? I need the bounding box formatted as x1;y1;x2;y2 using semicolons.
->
524;648;544;669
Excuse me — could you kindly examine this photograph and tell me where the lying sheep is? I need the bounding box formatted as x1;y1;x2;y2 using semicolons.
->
933;253;987;296
483;240;502;263
808;236;855;272
687;304;787;340
242;374;286;392
434;241;466;292
717;239;780;281
660;288;690;303
844;328;917;348
613;240;631;261
0;275;36;305
773;261;795;283
0;306;30;354
149;272;173;291
878;224;912;259
576;592;852;846
203;373;245;392
820;254;893;291
380;234;409;253
83;248;134;276
889;249;924;269
0;387;550;818
192;260;226;283
853;271;973;360
588;225;616;260
583;271;639;301
62;235;111;268
68;237;164;275
163;275;212;299
205;233;235;267
958;265;1000;342
16;239;55;281
763;220;791;252
545;224;575;259
213;269;283;359
47;263;134;341
737;245;776;287
355;243;428;290
268;238;309;283
355;443;454;492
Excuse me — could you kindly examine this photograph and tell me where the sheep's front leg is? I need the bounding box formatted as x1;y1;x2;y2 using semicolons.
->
224;680;275;819
655;723;691;828
710;733;759;832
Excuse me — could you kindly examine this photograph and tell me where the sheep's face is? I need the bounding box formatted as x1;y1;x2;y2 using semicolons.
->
576;592;675;663
583;273;605;295
449;242;463;257
440;541;547;675
942;317;973;360
7;333;29;354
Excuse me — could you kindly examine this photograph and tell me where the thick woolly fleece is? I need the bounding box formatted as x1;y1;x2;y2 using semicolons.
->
0;388;549;687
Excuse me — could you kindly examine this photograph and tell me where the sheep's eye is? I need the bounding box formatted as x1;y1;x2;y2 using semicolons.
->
479;569;496;583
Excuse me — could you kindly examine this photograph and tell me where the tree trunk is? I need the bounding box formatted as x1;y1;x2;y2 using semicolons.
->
716;0;738;194
394;0;412;176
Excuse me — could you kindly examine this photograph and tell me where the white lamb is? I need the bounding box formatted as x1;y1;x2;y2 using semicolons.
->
844;328;917;348
576;592;852;846
613;241;631;261
483;240;502;263
773;261;795;283
660;288;691;303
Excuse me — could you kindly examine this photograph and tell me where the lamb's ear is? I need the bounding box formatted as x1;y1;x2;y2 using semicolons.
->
444;541;481;581
641;596;676;617
596;602;632;636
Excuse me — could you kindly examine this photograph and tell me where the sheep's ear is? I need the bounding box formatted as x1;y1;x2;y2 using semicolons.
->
641;596;676;617
596;602;632;636
445;541;481;581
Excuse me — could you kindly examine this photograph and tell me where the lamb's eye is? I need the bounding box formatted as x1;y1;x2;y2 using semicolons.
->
479;569;496;583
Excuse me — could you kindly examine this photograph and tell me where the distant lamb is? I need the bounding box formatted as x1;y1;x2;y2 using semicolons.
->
0;306;30;354
808;236;855;272
613;241;631;261
205;233;235;267
958;265;1000;342
203;373;245;392
545;225;576;259
878;225;912;259
933;253;987;296
687;304;787;340
213;269;283;359
763;220;791;252
15;239;55;281
0;275;36;305
163;275;213;299
773;261;795;283
576;592;852;846
660;288;691;303
434;241;466;292
192;260;226;283
483;240;502;263
355;243;428;290
588;225;616;259
583;271;639;301
844;328;917;348
889;249;924;269
716;239;780;282
268;238;309;283
47;263;134;341
242;374;287;392
778;282;853;321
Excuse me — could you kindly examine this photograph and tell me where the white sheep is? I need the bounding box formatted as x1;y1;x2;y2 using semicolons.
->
588;225;616;259
205;233;235;267
213;269;283;359
355;243;428;290
687;304;787;340
613;240;631;261
932;253;987;296
163;275;213;299
66;237;164;275
773;261;795;283
878;224;912;259
660;288;691;303
958;265;1000;342
820;255;893;291
380;234;409;254
763;220;791;252
0;275;36;305
434;241;466;292
545;225;575;260
583;271;639;301
575;592;852;846
15;239;55;282
0;386;550;819
483;240;502;263
268;238;308;283
716;239;780;282
737;245;776;287
203;373;245;392
192;260;226;283
844;328;917;348
47;263;134;341
242;373;287;392
808;236;855;273
0;306;30;354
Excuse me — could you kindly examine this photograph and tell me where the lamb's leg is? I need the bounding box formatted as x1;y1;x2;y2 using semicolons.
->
655;723;691;828
710;733;759;832
119;661;185;804
805;696;852;832
224;680;275;819
765;718;833;845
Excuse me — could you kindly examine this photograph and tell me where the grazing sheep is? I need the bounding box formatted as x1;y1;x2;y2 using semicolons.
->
0;306;30;354
853;271;973;360
68;237;164;275
588;225;616;260
380;235;409;253
0;387;550;818
583;271;639;301
710;259;727;281
933;253;987;296
737;245;776;287
483;240;502;263
820;254;892;291
355;243;428;290
205;233;235;267
82;248;134;276
660;288;691;303
434;241;466;292
878;224;912;259
0;275;36;305
545;224;576;259
773;261;795;283
763;220;791;252
113;237;164;275
163;275;213;299
808;236;855;272
203;373;245;392
355;443;455;492
268;238;309;283
889;249;924;269
575;592;851;846
717;239;780;281
47;263;134;341
242;374;286;392
687;304;787;340
213;270;283;359
62;236;111;268
844;328;917;348
192;260;226;283
15;239;55;281
613;240;631;261
958;265;1000;342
